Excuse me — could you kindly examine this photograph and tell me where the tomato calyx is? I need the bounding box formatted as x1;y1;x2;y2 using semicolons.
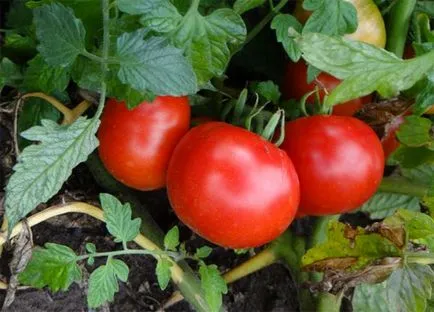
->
220;87;287;146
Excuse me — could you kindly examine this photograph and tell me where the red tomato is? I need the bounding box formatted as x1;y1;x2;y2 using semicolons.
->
167;122;300;248
382;115;406;160
282;61;372;116
281;115;384;216
98;96;190;191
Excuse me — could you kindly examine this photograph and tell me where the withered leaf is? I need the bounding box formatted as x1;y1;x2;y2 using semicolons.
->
2;220;33;309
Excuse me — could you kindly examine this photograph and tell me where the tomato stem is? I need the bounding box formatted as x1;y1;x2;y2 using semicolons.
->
406;252;434;265
379;176;429;198
0;202;210;312
235;0;289;52
385;0;417;57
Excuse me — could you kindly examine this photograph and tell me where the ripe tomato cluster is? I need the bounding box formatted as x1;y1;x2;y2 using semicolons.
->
98;96;384;249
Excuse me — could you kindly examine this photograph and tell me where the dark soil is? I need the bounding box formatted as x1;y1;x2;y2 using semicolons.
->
0;189;298;312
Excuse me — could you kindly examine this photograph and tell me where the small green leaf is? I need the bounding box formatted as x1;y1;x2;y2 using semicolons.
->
396;116;434;148
116;30;197;96
85;243;96;254
195;246;213;259
296;33;434;106
5;117;99;229
271;14;302;62
387;209;434;241
117;0;182;33
87;257;95;266
33;3;86;67
402;163;434;185
0;57;23;92
414;78;434;116
391;146;434;168
358;192;420;219
164;226;179;251
353;264;434;312
303;0;358;36
155;258;172;290
199;264;228;312
251;81;281;104
87;258;129;308
233;0;265;14
23;54;70;94
100;194;141;244
18;243;81;292
302;222;402;270
17;97;61;149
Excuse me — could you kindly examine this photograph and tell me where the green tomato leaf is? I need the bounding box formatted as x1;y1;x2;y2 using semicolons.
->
302;222;402;270
3;32;37;59
118;1;246;85
396;116;434;148
414;76;434;116
391;146;434;168
402;163;434;186
195;246;213;259
295;32;434;106
72;57;155;109
164;226;180;251
303;0;358;36
117;0;182;33
33;3;86;67
23;54;70;94
5;117;99;229
17;97;62;149
358;192;420;219
385;209;434;241
251;80;281;104
116;30;197;96
155;258;172;290
352;264;434;312
85;243;97;253
18;243;81;292
0;57;23;92
199;264;228;312
233;0;266;15
271;14;302;62
415;1;434;17
100;193;141;244
87;258;129;308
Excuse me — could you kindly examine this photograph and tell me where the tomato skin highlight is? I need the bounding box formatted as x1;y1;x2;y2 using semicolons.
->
98;96;190;191
167;122;300;248
282;61;372;116
281;115;384;216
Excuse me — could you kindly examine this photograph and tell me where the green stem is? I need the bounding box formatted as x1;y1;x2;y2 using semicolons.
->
77;248;165;261
306;215;341;312
406;252;434;265
190;0;200;12
385;0;417;57
244;0;288;47
379;176;429;198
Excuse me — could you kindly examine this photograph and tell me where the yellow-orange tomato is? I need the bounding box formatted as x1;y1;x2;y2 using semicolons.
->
294;0;386;48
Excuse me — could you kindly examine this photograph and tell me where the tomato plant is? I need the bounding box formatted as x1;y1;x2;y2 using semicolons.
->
98;96;190;191
167;122;300;248
3;0;434;312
